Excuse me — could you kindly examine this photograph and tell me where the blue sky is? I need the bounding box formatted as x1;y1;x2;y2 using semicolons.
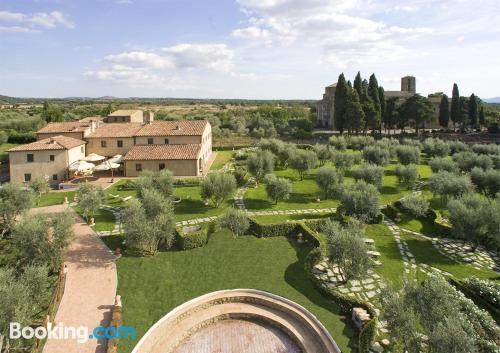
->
1;0;499;99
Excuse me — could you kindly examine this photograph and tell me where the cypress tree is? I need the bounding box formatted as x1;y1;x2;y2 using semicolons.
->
353;72;363;97
438;94;450;129
378;86;386;121
384;97;398;134
479;105;485;127
468;93;478;127
368;74;381;131
450;83;460;129
345;87;365;134
459;96;469;128
333;73;348;133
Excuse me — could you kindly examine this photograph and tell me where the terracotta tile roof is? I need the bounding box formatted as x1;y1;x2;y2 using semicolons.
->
37;121;92;134
135;120;208;137
108;109;142;116
8;136;86;152
87;123;144;138
124;144;201;161
78;116;104;123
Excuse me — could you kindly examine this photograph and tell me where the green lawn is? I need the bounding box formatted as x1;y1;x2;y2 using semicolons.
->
91;208;116;232
365;224;405;288
116;230;354;353
210;150;234;170
36;191;75;207
400;232;500;282
174;185;234;221
251;213;335;224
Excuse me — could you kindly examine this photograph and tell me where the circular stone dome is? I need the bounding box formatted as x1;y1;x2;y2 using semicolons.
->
131;289;341;353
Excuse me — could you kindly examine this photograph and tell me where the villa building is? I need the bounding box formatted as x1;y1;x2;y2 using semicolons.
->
8;110;212;185
317;76;446;130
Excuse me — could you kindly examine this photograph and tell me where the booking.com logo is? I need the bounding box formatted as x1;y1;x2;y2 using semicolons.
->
10;322;136;343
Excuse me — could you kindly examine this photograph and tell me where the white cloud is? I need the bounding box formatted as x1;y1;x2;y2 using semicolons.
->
232;26;270;39
162;43;235;73
0;10;74;31
0;26;36;33
105;51;173;69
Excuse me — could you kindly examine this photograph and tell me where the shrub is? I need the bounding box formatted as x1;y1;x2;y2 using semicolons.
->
247;150;275;182
328;135;347;150
462;277;500;309
352;164;384;189
396;145;421;165
470;167;500;198
218;208;250;237
429;157;458;173
401;138;423;149
399;194;429;217
264;174;292;204
428;171;474;200
394;163;419;189
349;135;375;150
376;138;400;158
201;173;236;207
232;166;247;186
7;131;37;144
453;151;493;172
176;224;209;250
423;138;450;157
290;149;318;180
448;193;488;247
316;167;343;199
0;183;34;237
362;146;390;166
277;144;297;168
339;181;380;222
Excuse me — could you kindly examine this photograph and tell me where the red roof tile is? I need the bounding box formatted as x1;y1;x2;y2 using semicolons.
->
124;144;201;161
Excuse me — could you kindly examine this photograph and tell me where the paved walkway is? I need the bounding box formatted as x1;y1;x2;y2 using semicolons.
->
36;205;117;353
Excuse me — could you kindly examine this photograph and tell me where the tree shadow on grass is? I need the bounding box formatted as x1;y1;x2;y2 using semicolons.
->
380;185;399;196
283;238;356;350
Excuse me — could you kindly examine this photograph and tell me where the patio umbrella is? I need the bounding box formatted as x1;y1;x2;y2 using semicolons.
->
108;154;124;164
69;160;95;172
94;160;121;181
84;153;106;162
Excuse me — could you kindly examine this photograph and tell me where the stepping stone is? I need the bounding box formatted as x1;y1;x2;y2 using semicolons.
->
350;286;362;292
350;280;361;286
366;291;377;298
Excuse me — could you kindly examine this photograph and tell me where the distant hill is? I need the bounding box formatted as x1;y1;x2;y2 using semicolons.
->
484;97;500;103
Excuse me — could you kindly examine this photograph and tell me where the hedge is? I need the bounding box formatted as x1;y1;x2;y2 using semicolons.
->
175;224;210;250
451;278;500;324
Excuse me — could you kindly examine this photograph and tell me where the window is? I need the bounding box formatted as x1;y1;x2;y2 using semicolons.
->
159;163;165;170
81;146;84;153
101;140;107;148
117;140;123;148
27;154;34;162
135;164;142;172
148;138;154;145
52;174;58;181
24;173;31;182
164;138;169;144
49;154;55;162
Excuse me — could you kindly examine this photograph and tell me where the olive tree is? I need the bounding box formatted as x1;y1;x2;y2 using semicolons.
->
399;194;429;217
349;135;375;150
30;176;50;200
290;149;317;180
328;136;347;151
218;208;250;237
277;144;297;168
136;169;174;198
394;164;419;189
264;174;292;204
339;181;380;222
331;151;357;171
453;151;493;172
316;167;343;199
123;189;175;256
76;183;105;222
313;144;332;166
470;167;500;198
201;173;236;207
0;183;34;238
429;157;458;173
322;220;372;281
395;145;421;165
428;171;473;201
362;145;390;166
12;212;74;273
351;163;384;189
448;193;489;249
423;138;450;157
247;150;275;182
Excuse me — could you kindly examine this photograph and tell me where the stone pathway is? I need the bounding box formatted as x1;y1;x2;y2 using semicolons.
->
234;177;254;211
32;205;118;353
430;237;500;273
384;218;452;278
